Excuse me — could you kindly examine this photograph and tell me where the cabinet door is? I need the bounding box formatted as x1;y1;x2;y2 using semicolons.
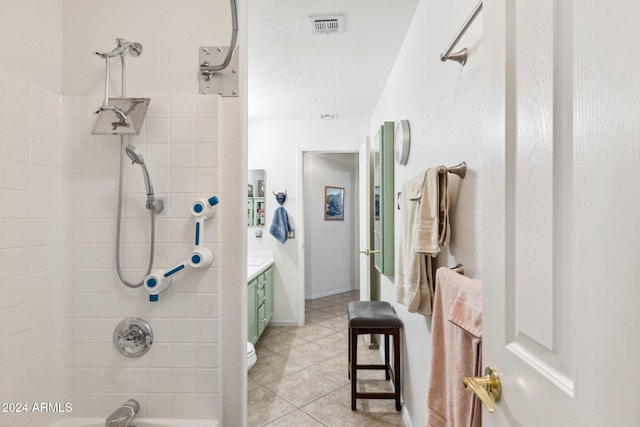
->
264;267;273;324
247;198;254;226
254;197;265;226
257;303;267;337
247;279;258;344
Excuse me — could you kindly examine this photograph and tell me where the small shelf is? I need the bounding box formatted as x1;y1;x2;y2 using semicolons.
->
247;197;265;226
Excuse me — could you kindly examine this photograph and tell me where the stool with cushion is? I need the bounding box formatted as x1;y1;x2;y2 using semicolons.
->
347;300;403;411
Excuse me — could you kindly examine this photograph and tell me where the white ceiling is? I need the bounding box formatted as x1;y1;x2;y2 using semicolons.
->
248;0;420;121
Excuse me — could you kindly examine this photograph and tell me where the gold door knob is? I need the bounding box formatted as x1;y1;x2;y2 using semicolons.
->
463;366;501;414
359;249;380;255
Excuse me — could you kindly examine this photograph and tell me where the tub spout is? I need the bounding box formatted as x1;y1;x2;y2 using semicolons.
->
105;399;139;427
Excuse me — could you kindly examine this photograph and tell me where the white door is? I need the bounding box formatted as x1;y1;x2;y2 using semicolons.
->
482;0;640;425
359;137;372;302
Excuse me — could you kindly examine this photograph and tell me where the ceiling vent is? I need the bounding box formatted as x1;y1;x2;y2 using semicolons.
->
309;15;344;35
320;113;338;120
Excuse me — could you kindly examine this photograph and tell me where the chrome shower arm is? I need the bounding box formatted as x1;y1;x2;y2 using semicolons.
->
97;104;130;126
200;0;238;74
95;40;139;59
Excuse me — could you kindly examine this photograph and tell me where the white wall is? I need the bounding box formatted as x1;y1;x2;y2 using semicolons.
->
0;71;71;427
62;0;231;96
248;119;365;324
370;0;484;425
303;153;358;299
60;0;243;422
0;2;71;425
0;0;63;94
1;1;245;426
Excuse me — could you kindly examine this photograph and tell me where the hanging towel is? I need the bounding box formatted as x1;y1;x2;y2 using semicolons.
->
270;206;292;244
396;167;450;315
426;267;483;427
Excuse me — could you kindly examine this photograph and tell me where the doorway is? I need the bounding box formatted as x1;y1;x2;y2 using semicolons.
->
301;151;360;302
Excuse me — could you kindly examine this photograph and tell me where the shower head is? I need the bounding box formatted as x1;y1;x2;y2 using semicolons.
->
129;42;143;57
125;144;145;165
92;98;150;135
125;145;155;201
96;40;144;58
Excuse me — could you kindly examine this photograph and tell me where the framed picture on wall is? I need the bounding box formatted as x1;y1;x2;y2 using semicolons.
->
324;186;345;220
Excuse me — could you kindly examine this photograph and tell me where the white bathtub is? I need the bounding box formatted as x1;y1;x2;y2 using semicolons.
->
49;418;218;427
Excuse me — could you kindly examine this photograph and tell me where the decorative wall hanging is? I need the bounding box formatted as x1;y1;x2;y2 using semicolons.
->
324;186;345;220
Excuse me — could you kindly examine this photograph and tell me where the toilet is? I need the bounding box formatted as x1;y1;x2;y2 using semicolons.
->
247;342;257;371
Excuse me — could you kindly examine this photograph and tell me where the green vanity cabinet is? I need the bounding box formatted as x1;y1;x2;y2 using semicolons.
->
248;265;274;345
247;278;258;344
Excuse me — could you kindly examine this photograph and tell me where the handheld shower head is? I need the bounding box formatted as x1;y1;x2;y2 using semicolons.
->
125;144;145;165
124;145;155;204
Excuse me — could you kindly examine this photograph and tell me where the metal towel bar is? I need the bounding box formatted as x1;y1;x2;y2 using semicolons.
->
440;0;483;65
439;162;467;178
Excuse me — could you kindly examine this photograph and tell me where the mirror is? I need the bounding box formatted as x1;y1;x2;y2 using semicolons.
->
373;122;395;275
248;169;266;226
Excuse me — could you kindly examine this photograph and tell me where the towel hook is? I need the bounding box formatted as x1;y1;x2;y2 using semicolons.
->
273;191;287;206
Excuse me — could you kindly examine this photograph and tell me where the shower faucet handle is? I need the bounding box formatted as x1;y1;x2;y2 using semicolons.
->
114;318;153;357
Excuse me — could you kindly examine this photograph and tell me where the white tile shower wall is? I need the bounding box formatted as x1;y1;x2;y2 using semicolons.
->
66;94;222;420
0;71;72;427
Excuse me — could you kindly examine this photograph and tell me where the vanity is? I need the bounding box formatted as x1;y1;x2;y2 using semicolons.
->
247;251;274;344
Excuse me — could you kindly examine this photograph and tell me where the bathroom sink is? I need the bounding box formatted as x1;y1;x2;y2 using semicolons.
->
247;257;268;266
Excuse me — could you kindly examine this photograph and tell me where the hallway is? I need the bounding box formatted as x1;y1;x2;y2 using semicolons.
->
248;291;405;426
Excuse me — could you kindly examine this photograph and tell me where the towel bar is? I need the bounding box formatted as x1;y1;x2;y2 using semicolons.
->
450;263;464;275
439;162;467;178
440;1;483;65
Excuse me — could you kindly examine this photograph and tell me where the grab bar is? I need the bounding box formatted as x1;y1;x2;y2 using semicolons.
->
440;0;483;65
200;0;239;75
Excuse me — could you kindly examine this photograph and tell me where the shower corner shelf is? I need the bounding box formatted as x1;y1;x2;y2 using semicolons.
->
199;46;239;97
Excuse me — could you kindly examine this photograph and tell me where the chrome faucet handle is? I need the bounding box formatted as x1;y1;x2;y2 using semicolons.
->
114;318;153;357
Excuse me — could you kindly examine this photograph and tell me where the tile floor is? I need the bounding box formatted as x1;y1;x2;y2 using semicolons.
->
248;290;406;427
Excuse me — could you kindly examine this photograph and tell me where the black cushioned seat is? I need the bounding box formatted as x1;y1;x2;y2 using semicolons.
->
348;301;404;327
347;301;402;411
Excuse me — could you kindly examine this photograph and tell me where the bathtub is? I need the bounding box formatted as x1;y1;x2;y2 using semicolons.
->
49;418;218;427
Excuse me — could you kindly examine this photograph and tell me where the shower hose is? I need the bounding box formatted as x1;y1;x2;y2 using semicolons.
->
115;135;156;288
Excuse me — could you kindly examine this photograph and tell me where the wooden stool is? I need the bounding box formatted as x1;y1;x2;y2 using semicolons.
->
348;301;402;411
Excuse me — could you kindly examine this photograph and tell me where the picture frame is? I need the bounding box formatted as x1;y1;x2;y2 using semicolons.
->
324;186;345;220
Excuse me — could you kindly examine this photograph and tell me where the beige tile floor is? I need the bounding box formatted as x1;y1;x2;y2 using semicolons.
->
248;290;406;427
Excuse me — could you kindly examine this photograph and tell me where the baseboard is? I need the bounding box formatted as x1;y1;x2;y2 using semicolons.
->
401;405;413;427
306;287;355;300
267;321;299;327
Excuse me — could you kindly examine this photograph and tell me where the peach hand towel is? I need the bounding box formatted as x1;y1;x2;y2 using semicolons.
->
396;170;430;314
426;267;482;427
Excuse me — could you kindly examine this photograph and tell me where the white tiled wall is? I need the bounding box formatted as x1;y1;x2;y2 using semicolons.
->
0;71;72;427
65;94;222;420
1;73;224;426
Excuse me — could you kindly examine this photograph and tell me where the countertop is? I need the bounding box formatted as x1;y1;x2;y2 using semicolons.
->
247;250;274;282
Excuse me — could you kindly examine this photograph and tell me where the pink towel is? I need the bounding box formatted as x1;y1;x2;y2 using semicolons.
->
426;267;483;427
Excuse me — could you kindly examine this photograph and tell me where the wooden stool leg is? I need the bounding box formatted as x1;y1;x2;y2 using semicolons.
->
384;333;390;380
351;328;359;410
348;327;351;379
394;329;401;411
